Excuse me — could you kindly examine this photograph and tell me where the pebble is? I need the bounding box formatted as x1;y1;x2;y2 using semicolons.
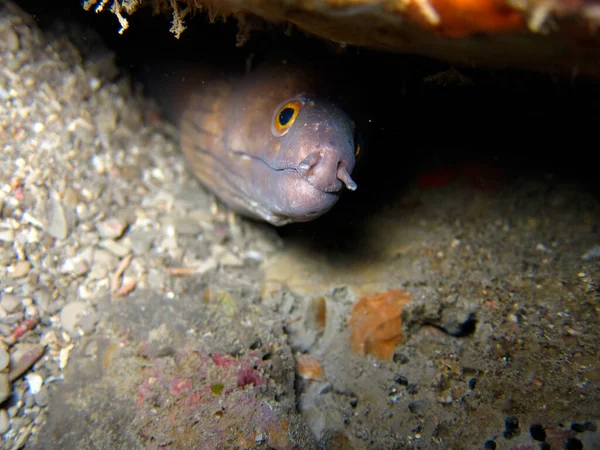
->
212;245;243;267
0;373;11;404
129;230;158;255
25;373;43;395
9;344;46;382
34;385;49;407
171;217;204;236
408;400;427;414
0;409;10;435
0;347;9;371
45;195;69;240
96;218;127;239
32;290;51;313
60;256;89;276
1;294;21;313
0;229;15;242
92;248;118;270
60;301;92;335
0;25;20;52
98;239;131;257
10;261;31;278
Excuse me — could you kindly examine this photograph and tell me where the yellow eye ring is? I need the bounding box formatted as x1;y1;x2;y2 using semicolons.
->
355;141;361;157
272;100;303;137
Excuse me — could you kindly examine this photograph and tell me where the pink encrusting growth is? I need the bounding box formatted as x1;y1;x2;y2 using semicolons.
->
132;344;296;448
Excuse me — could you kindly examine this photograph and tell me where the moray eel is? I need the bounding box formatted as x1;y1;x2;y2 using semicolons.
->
151;61;359;226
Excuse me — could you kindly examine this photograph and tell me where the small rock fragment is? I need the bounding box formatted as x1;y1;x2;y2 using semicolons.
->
0;346;10;371
0;408;10;435
10;261;31;278
45;195;69;240
408;399;427;414
25;373;43;395
96;218;127;239
60;301;93;335
1;294;21;313
9;344;46;382
0;373;11;404
98;239;131;257
34;385;49;407
129;230;158;254
0;229;15;242
172;217;203;236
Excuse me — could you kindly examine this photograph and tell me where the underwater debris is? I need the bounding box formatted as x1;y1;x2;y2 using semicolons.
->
348;289;413;360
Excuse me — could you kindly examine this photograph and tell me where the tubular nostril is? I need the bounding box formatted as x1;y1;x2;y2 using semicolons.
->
298;152;321;175
337;163;357;191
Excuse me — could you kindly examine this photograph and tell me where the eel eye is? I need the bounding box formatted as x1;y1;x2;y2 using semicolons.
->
273;100;303;137
354;131;365;160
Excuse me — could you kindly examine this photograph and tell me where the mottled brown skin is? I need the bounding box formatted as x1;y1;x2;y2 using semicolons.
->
163;62;358;226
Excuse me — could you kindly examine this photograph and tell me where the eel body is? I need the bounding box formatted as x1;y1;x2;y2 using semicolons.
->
153;61;359;226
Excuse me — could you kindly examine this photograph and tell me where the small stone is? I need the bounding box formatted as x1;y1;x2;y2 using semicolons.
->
0;409;10;435
1;294;21;313
408;400;427;414
483;440;496;450
0;229;14;242
212;245;243;267
10;416;31;436
0;347;9;371
129;230;158;254
34;385;49;407
92;248;117;270
60;256;89;277
10;261;31;278
96;218;127;239
77;309;98;334
45;195;69;240
0;373;11;404
89;264;109;280
60;301;92;335
170;217;203;236
9;344;45;382
33;290;51;313
25;373;43;395
98;239;131;257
